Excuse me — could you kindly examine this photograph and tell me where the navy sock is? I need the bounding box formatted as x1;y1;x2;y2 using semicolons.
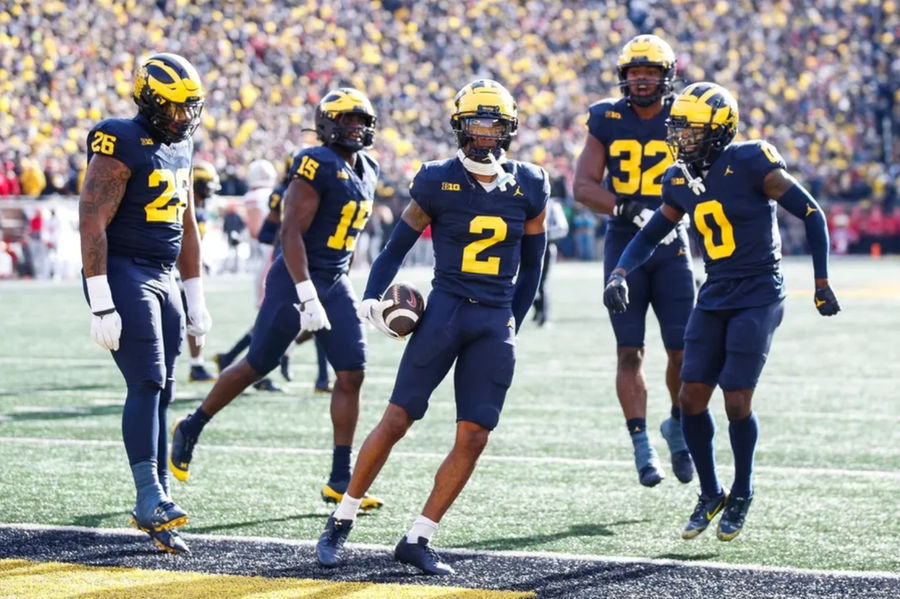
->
625;418;647;435
123;381;161;466
182;408;212;438
315;336;329;384
329;445;352;488
682;410;722;498
670;405;682;421
728;412;759;497
225;333;252;363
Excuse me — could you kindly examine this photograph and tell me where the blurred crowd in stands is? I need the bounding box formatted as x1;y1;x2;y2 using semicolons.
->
1;0;899;278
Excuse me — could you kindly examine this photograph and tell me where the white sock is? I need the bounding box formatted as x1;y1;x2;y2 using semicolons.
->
333;494;362;522
406;515;438;543
190;357;204;367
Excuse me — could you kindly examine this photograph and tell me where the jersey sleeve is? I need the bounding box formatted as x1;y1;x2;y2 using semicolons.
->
585;101;613;146
289;150;334;198
527;167;551;220
745;140;787;191
86;120;143;170
661;166;685;212
408;165;434;217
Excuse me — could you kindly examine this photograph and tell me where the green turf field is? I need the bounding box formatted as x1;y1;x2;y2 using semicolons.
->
1;257;898;573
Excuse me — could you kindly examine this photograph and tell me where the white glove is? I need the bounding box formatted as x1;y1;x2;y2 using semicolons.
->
295;280;331;332
357;297;402;340
660;227;679;246
86;275;122;351
182;277;213;344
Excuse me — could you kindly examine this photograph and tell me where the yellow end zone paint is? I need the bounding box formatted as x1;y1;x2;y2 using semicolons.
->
0;559;535;599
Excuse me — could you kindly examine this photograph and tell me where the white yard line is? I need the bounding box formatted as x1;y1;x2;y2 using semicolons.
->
1;435;898;480
1;521;898;580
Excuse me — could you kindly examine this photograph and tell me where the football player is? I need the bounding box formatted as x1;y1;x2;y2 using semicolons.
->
316;80;548;575
604;82;840;541
79;53;212;554
170;88;383;511
184;160;219;382
574;34;696;487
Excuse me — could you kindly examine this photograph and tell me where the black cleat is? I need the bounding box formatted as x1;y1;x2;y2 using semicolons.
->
169;418;197;482
130;509;190;554
212;352;233;374
130;501;189;534
316;516;353;568
717;493;754;541
188;364;217;382
314;380;333;394
394;536;454;575
252;377;283;392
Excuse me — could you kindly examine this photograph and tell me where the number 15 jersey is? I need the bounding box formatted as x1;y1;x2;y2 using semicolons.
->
289;145;379;275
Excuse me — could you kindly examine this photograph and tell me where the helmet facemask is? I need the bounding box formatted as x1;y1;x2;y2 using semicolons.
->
618;65;672;107
455;116;515;162
666;117;734;169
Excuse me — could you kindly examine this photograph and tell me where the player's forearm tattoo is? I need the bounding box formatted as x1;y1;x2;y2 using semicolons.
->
402;200;431;231
79;158;129;276
763;168;797;202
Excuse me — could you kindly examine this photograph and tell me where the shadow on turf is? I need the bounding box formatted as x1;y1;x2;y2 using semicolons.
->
187;513;326;534
0;383;108;397
1;396;206;423
457;520;650;551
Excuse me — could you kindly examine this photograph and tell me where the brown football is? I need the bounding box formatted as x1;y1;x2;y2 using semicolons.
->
382;282;425;337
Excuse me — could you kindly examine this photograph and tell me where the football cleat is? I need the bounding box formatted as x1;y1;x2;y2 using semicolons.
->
253;377;283;392
130;510;190;554
188;364;217;382
660;418;695;483
394;536;455;576
321;483;384;512
316;516;353;568
682;492;727;539
279;355;292;381
314;380;333;394
213;352;232;373
130;501;189;534
635;445;666;487
169;419;197;483
717;494;753;541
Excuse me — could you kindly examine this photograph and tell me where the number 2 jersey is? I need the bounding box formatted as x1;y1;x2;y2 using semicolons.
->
586;97;675;235
410;157;549;306
288;145;378;274
662;140;788;310
87;115;193;267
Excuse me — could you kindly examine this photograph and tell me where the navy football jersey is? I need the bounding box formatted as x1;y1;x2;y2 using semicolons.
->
411;158;549;306
86;115;193;265
289;146;378;274
662;140;787;310
586;97;674;232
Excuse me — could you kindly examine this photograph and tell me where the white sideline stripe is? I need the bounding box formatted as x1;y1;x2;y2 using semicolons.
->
1;521;898;581
1;435;899;480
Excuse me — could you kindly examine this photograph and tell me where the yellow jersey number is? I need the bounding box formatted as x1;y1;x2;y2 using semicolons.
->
90;131;117;155
145;168;190;223
693;200;736;259
608;139;672;196
327;200;372;250
461;215;507;275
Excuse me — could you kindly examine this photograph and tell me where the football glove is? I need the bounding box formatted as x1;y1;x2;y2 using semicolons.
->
603;272;629;313
614;198;679;246
86;274;122;351
295;280;331;332
814;284;840;316
182;277;213;345
357;297;402;340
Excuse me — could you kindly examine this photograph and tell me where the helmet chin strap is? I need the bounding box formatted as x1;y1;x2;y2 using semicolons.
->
457;149;506;177
675;159;706;196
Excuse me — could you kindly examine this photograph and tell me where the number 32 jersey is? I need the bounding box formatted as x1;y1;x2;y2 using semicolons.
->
586;97;673;234
87;116;193;266
410;158;549;306
289;145;378;274
662;140;788;310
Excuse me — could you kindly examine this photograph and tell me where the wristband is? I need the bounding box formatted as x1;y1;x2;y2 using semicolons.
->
86;275;115;314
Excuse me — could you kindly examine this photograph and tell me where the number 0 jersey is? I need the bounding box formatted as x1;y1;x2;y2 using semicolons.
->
86;115;193;266
586;97;674;233
662;140;788;310
410;158;549;306
289;145;378;274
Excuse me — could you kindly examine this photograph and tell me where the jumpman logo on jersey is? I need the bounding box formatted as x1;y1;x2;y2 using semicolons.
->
724;165;734;175
805;203;818;217
513;186;524;197
677;247;686;257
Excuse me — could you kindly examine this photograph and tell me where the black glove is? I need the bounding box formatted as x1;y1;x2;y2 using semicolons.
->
612;198;648;224
603;272;629;313
814;285;840;316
